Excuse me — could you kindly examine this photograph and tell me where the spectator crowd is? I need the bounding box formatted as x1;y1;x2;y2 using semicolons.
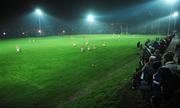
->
132;34;180;108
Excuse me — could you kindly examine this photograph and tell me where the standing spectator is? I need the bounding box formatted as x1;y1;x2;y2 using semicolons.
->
140;56;156;105
151;61;162;108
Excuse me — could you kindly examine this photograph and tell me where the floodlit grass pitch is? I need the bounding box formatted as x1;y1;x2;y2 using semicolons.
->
0;34;157;108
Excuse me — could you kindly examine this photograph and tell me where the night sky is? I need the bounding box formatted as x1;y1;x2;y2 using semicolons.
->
0;0;151;23
0;0;179;31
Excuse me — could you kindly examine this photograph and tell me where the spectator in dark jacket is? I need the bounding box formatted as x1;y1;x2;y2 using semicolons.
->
151;61;162;108
163;51;177;74
154;49;161;61
140;56;157;105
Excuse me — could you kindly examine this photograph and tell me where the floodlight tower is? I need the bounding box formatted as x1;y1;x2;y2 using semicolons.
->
172;11;178;30
35;8;43;35
86;14;95;34
166;0;177;34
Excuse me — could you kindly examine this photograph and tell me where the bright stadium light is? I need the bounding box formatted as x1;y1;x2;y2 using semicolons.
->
35;9;43;16
87;14;94;22
172;11;179;17
165;0;177;4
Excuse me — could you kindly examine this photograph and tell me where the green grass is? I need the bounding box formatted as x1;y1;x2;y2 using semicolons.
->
0;34;157;108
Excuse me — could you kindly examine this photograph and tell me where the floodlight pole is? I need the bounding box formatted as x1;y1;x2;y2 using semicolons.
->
158;19;161;35
88;22;91;34
167;7;173;35
39;16;41;32
151;23;154;34
173;16;177;30
126;25;128;35
88;24;91;34
38;16;42;35
120;24;122;35
86;14;94;34
35;9;43;35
